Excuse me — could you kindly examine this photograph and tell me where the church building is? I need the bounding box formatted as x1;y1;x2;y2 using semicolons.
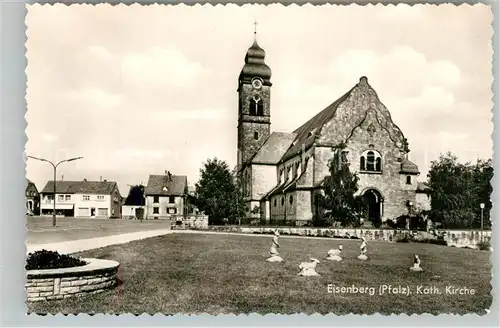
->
236;36;429;226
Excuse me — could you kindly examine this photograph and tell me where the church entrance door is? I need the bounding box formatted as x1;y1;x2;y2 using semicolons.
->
362;189;383;227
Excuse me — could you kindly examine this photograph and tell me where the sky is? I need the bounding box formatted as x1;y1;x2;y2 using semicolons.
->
26;3;493;196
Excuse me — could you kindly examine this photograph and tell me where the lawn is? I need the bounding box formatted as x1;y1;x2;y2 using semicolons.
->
27;233;492;315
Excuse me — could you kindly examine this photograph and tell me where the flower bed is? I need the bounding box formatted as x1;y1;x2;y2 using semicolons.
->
26;258;119;302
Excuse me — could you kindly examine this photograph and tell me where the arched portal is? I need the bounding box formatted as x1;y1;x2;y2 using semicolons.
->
362;189;383;226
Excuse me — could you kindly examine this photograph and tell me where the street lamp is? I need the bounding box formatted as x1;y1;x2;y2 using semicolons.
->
27;155;83;227
407;201;414;231
480;202;485;242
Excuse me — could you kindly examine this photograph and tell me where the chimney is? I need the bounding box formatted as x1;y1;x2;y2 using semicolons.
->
83;178;87;182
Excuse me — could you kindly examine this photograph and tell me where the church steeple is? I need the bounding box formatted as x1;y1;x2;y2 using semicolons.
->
237;28;272;167
238;30;272;89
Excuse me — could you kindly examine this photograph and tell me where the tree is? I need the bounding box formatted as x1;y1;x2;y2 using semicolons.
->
230;166;248;224
427;153;493;229
124;185;145;206
315;144;365;227
195;158;242;225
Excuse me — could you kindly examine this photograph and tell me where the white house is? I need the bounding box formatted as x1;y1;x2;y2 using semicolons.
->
40;178;122;219
144;171;188;220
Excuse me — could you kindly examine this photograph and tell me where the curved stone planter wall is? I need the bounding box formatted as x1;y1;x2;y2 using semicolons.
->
26;258;119;302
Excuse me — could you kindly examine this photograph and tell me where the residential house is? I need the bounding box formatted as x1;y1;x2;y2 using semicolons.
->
144;171;188;220
40;178;122;218
26;179;40;215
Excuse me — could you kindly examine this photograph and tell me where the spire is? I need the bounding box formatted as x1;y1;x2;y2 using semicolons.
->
254;19;258;40
238;20;272;86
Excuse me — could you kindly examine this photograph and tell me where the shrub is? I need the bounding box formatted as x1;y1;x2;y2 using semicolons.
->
26;249;87;270
395;235;411;243
477;241;491;251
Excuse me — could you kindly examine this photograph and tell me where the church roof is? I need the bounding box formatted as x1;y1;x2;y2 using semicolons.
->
279;76;406;163
251;132;297;164
400;158;420;174
280;88;354;162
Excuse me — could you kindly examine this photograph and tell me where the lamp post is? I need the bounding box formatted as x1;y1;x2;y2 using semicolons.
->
480;203;485;242
407;201;414;231
27;155;83;227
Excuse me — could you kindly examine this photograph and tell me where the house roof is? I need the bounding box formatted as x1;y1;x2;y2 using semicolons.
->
40;180;118;195
251;132;297;164
26;179;39;193
144;174;187;196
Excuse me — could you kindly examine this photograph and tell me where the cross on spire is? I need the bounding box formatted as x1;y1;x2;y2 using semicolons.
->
253;19;258;39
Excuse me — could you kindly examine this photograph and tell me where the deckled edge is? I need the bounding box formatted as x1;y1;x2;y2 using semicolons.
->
18;1;499;325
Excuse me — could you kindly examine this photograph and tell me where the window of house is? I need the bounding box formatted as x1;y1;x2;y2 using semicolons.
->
167;208;177;214
406;176;412;185
295;162;300;177
360;150;382;172
289;195;293;204
153;196;159;203
254;131;259;140
281;197;285;206
169;196;175;204
97;195;105;201
47;195;54;201
274;199;277;207
65;195;71;201
153;207;159;214
82;195;90;201
58;195;64;202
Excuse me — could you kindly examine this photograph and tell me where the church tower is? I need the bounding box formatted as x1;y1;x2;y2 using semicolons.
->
237;30;272;169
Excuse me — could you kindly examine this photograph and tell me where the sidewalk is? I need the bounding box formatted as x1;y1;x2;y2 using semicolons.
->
26;229;172;255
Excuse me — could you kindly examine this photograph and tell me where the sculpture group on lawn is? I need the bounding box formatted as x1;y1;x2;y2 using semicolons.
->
266;230;284;262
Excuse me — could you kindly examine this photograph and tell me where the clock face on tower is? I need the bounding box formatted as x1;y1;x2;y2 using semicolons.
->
252;78;263;90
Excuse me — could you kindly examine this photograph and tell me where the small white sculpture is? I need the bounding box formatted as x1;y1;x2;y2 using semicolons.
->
266;230;284;262
409;254;423;272
298;258;321;276
326;245;343;261
358;237;369;260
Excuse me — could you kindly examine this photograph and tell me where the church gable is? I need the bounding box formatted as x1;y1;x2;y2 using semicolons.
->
317;77;406;150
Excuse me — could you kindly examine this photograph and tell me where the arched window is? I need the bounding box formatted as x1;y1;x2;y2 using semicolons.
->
289;195;293;204
366;151;375;171
406;176;412;185
274;199;277;207
360;150;382;172
254;131;259;140
250;95;263;116
281;197;285;206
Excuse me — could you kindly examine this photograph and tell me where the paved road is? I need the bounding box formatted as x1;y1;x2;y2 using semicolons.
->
26;217;171;245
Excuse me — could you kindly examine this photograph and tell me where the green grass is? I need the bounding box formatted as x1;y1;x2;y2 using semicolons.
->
27;233;492;315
